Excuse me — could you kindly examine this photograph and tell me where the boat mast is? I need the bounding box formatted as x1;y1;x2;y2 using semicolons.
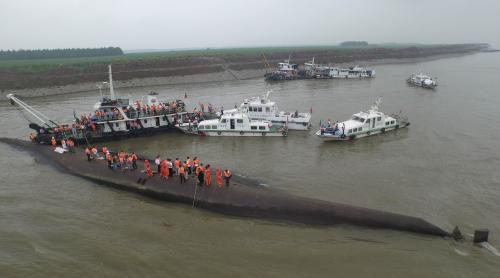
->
108;64;116;100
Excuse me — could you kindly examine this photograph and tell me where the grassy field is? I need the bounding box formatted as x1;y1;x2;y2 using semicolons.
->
0;44;439;73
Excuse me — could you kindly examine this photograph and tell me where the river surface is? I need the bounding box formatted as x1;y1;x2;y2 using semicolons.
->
1;53;500;277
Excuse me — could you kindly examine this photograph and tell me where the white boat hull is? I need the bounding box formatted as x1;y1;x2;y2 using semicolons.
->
316;123;409;141
199;130;287;137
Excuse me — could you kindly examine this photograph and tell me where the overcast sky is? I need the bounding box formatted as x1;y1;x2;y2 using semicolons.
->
0;0;498;50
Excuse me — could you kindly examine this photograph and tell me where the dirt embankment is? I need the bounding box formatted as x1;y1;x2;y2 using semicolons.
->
0;44;489;97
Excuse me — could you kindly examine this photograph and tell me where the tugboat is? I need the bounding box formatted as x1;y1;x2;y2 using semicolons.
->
316;98;409;141
7;65;190;144
264;55;303;81
407;73;437;88
222;91;311;130
176;111;288;137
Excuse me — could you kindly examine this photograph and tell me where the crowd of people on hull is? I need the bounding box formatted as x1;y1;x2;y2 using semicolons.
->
75;143;233;188
141;154;232;188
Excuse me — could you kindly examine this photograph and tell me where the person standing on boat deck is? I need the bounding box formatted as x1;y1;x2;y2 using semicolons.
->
179;164;186;184
197;163;205;187
51;137;56;147
167;159;173;177
186;157;192;175
155;155;161;174
144;159;153;177
174;158;180;175
342;123;345;136
204;164;212;186
160;159;168;179
224;169;232;187
215;168;223;187
131;152;138;169
327;119;331;128
85;147;92;162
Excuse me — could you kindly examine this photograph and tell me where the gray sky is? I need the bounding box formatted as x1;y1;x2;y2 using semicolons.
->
1;0;498;50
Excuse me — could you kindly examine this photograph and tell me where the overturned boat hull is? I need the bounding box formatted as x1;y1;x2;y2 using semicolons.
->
0;138;451;238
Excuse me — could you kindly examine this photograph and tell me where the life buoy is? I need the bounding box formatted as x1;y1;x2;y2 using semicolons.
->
262;132;266;136
367;131;371;135
395;125;400;129
240;131;244;135
282;131;287;136
217;131;222;135
85;131;92;140
177;107;182;113
381;128;385;133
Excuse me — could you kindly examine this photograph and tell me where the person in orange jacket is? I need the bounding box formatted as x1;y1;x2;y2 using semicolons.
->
215;168;223;188
174;158;181;175
179;164;186;184
51;137;56;147
160;160;168;179
144;159;153;177
204;164;211;186
197;163;205;187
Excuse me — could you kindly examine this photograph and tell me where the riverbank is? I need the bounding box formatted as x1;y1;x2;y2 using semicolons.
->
1;43;490;98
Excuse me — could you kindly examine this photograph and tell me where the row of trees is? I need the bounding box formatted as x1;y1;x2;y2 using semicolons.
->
0;47;124;60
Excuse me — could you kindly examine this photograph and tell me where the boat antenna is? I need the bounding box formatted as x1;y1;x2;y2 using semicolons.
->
108;64;117;100
371;97;382;111
265;90;271;100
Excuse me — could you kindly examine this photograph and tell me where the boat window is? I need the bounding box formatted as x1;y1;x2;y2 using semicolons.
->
205;125;211;130
251;126;257;130
198;125;204;130
358;127;362;131
366;119;370;124
236;119;243;124
144;119;147;123
221;119;227;123
377;117;381;121
259;126;265;130
266;107;270;112
258;107;262;112
391;121;395;124
353;128;358;132
115;123;119;127
249;107;253;112
385;122;389;126
211;125;217;129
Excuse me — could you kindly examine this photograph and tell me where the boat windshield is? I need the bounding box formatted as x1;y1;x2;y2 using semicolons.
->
352;116;365;122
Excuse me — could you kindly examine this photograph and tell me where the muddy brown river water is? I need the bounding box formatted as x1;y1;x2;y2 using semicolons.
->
1;52;500;277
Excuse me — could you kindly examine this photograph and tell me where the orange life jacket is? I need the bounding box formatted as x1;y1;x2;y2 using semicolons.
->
224;170;232;178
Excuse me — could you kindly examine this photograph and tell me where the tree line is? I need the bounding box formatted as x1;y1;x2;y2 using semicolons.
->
0;47;124;60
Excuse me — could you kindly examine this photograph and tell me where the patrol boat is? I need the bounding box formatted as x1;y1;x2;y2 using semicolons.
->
7;65;189;144
176;111;288;137
407;73;437;88
222;91;311;130
315;98;409;141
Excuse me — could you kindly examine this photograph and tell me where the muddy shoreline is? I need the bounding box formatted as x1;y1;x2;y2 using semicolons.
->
1;44;489;99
